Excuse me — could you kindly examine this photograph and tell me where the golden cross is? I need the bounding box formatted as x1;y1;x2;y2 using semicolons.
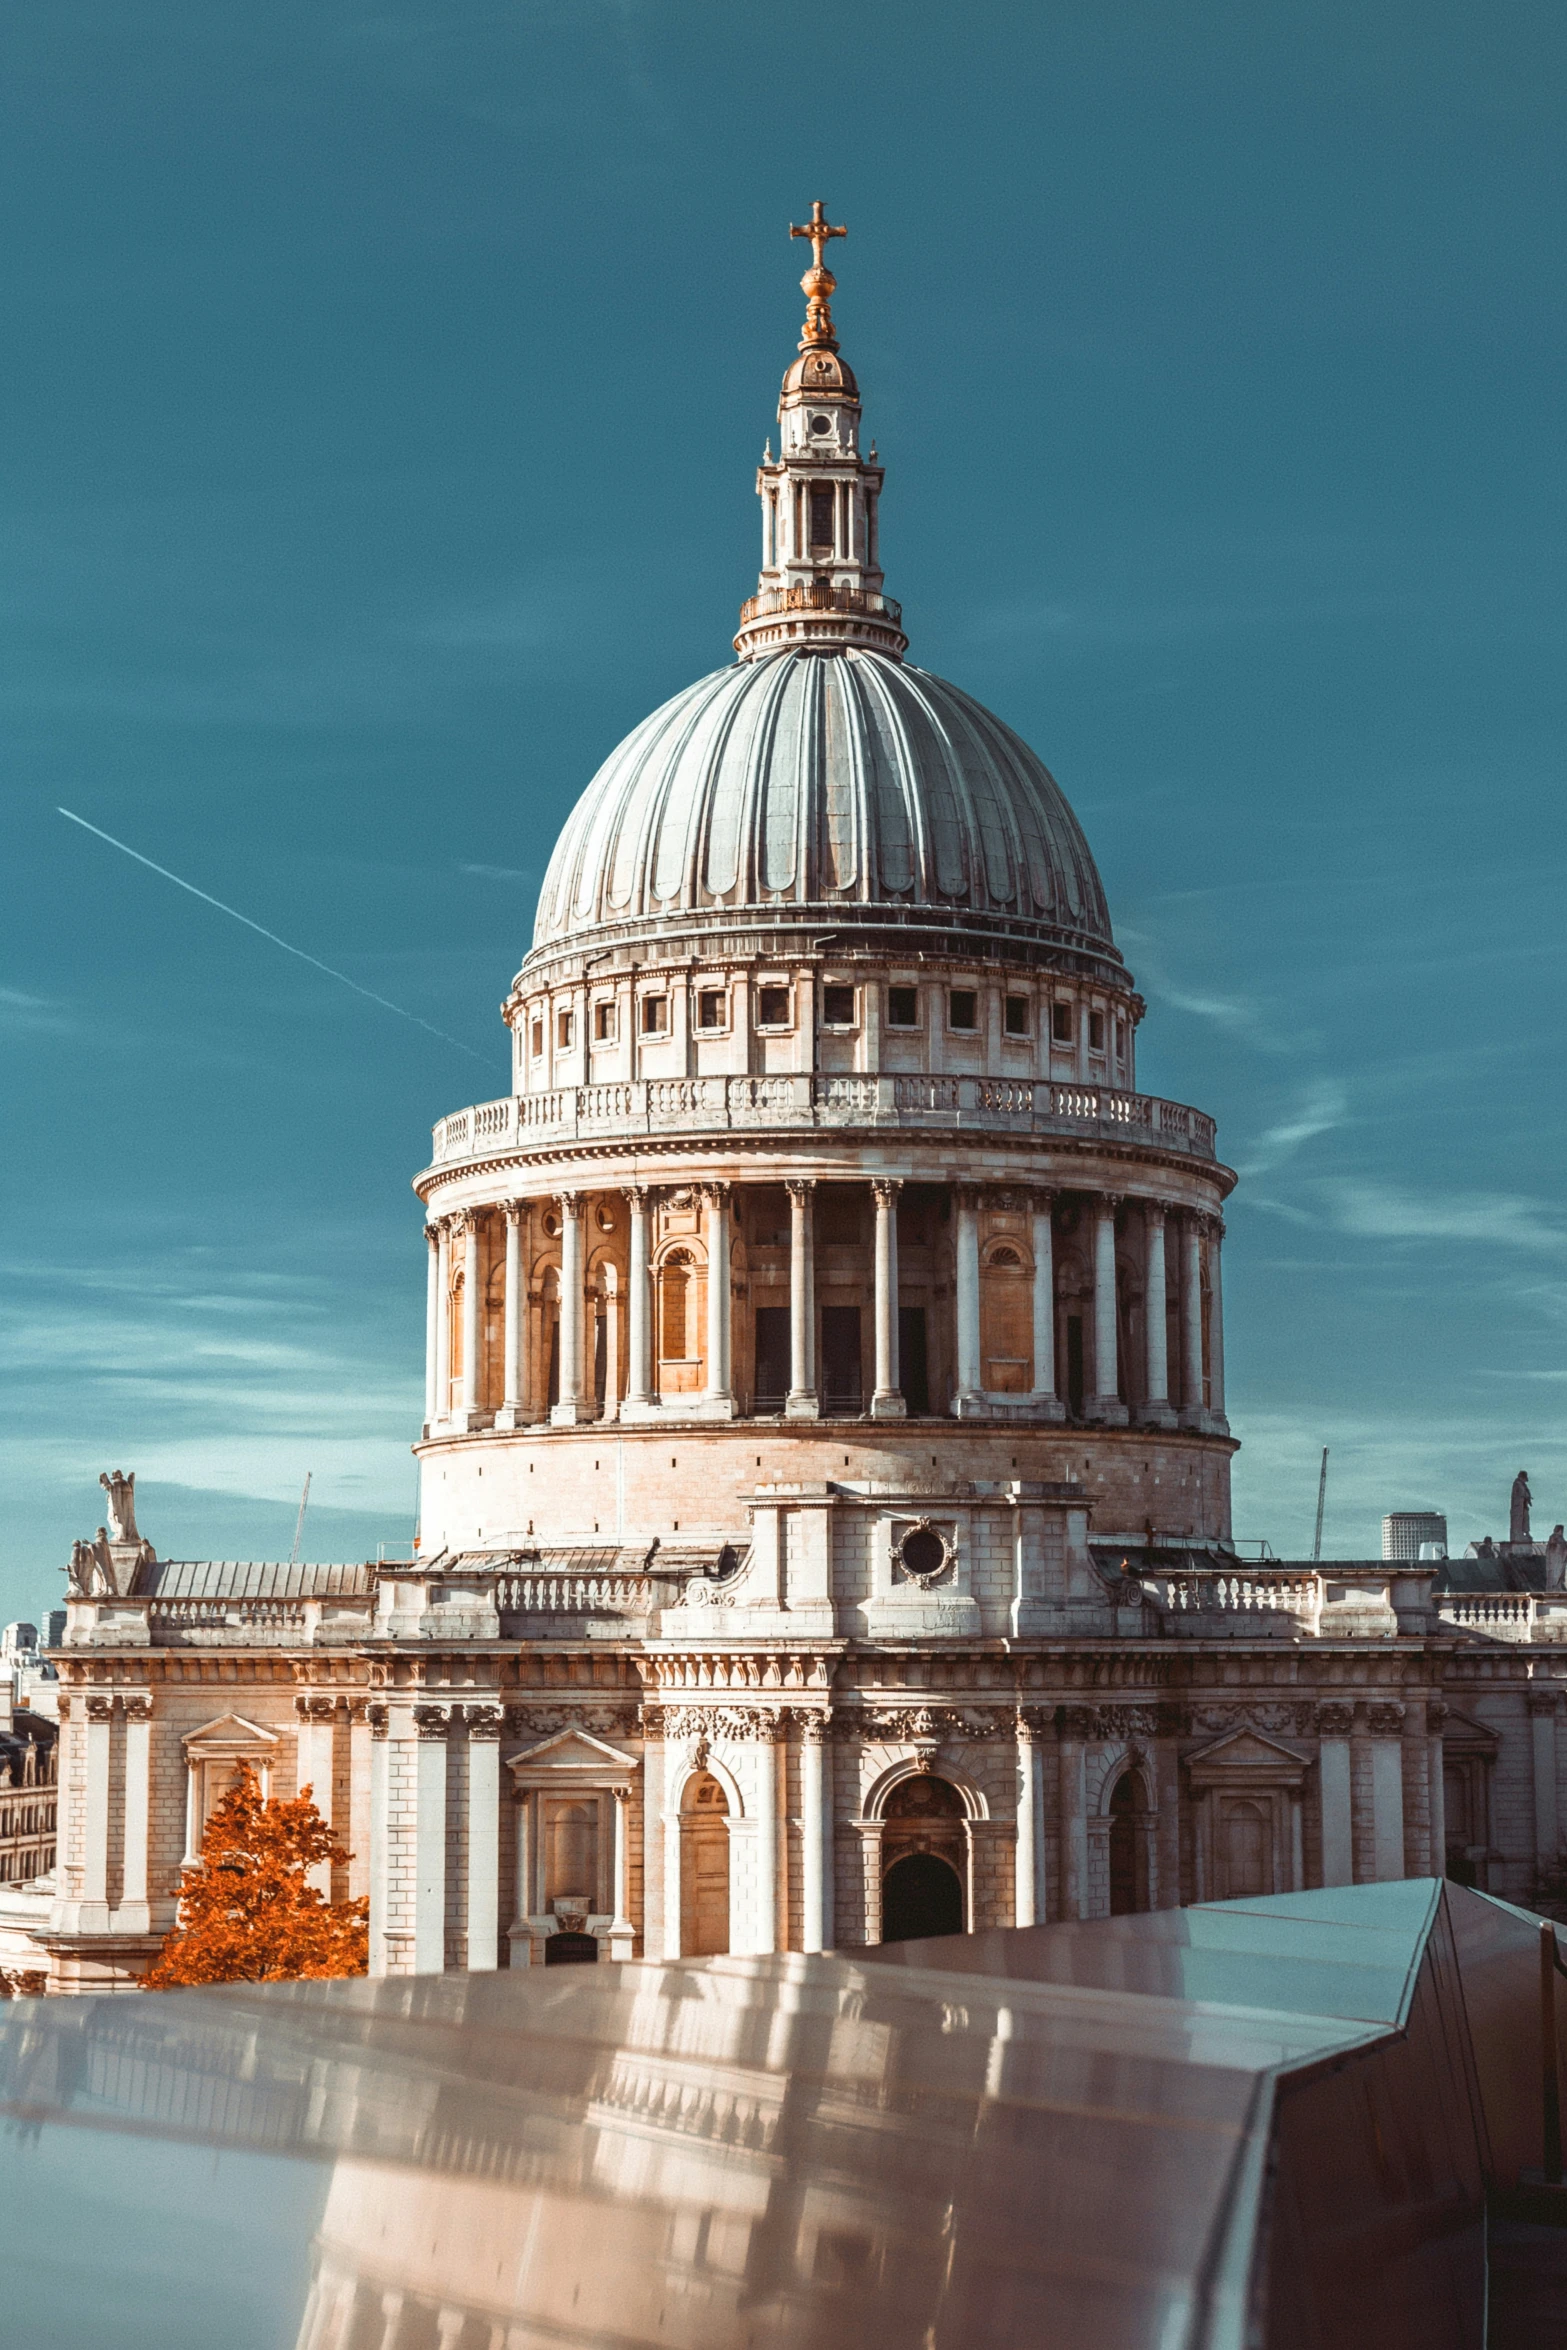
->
790;199;846;273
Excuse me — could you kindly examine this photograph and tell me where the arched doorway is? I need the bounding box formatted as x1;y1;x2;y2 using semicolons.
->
1221;1799;1269;1899
882;1852;963;1942
880;1774;967;1941
1108;1771;1150;1915
680;1772;730;1955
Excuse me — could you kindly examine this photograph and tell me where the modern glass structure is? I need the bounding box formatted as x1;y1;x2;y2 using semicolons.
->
0;1879;1559;2349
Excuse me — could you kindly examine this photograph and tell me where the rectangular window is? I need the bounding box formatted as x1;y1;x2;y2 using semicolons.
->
809;484;835;551
556;1008;575;1050
1051;1000;1073;1045
948;988;978;1032
530;1018;544;1059
821;984;856;1027
1089;1009;1106;1053
887;984;919;1027
697;988;727;1031
757;985;791;1027
641;995;668;1036
1003;993;1029;1036
1114;1014;1125;1058
592;1000;616;1044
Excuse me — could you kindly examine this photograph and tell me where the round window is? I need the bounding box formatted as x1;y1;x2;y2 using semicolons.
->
900;1525;947;1582
809;411;833;435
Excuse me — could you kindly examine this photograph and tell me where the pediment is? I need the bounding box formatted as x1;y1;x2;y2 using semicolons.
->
182;1713;281;1757
1441;1707;1501;1755
506;1727;635;1783
1185;1726;1308;1787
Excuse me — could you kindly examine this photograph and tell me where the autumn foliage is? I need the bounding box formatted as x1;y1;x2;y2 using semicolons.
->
144;1765;368;1989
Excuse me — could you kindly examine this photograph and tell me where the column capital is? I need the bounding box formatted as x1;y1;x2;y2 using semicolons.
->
795;1709;832;1744
1058;1705;1096;1742
785;1176;816;1202
1367;1701;1405;1737
554;1188;583;1217
1016;1705;1054;1742
502;1200;525;1229
84;1694;116;1723
702;1178;732;1205
956;1184;985;1211
1315;1701;1354;1737
425;1221;442;1247
463;1705;505;1740
871;1177;903;1205
1142;1196;1168;1227
1425;1700;1450;1735
1097;1191;1123;1217
367;1702;391;1739
413;1705;453;1742
1526;1690;1561;1718
622;1182;650;1207
121;1695;154;1724
1029;1187;1057;1214
1197;1210;1226;1241
295;1694;340;1723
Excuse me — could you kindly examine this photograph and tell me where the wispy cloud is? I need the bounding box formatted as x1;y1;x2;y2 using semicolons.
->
1323;1180;1567;1259
459;862;536;883
1237;1080;1350;1178
0;986;73;1035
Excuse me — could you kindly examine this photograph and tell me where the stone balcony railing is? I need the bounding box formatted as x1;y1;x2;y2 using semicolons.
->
737;581;903;628
429;1077;1218;1170
1435;1592;1567;1643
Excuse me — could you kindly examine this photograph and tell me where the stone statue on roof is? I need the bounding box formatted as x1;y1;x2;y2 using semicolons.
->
1510;1470;1532;1546
99;1470;139;1545
1547;1526;1567;1591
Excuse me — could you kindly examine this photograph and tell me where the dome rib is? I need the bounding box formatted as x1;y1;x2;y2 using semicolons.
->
529;649;1118;960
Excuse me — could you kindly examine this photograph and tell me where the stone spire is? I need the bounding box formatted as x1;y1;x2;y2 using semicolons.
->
733;203;907;663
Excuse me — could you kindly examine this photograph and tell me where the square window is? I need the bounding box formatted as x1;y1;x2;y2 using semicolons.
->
556;1008;575;1050
698;988;727;1031
1050;1000;1073;1045
1089;1009;1106;1052
887;984;919;1027
592;1000;616;1044
821;984;856;1027
1003;994;1029;1036
948;988;978;1032
530;1019;544;1059
641;995;668;1035
757;985;791;1027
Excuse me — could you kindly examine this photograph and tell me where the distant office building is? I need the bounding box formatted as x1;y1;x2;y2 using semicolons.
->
1384;1512;1447;1561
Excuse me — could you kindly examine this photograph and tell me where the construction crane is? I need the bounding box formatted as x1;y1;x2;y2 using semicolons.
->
1315;1447;1334;1560
290;1472;312;1567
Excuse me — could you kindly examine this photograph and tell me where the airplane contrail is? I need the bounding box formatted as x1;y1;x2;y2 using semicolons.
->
58;806;492;1064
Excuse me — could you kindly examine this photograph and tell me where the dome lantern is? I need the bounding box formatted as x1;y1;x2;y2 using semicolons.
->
734;201;908;663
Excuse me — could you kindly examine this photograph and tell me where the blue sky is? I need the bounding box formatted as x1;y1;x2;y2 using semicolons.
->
3;1;1564;1623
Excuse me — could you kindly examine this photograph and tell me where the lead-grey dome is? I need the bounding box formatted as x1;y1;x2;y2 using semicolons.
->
531;649;1115;959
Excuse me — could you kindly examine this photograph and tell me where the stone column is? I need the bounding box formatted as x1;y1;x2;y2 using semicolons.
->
1206;1216;1228;1430
433;1220;452;1424
622;1186;653;1414
295;1697;337;1897
1140;1202;1177;1429
495;1205;525;1430
752;1717;781;1955
1087;1194;1128;1425
460;1213;482;1424
507;1791;534;1967
871;1179;905;1418
1401;1701;1432;1894
368;1703;390;1975
465;1708;502;1972
954;1187;983;1411
662;1739;684;1961
609;1787;634;1959
1427;1703;1449;1874
1316;1702;1354;1887
81;1694;113;1931
551;1192;588;1424
1027;1193;1063;1418
423;1224;440;1431
1179;1212;1205;1430
701;1183;736;1416
1368;1703;1406;1882
800;1713;830;1953
1014;1713;1043;1928
1530;1692;1560;1871
413;1706;450;1974
120;1696;153;1933
1057;1709;1090;1920
785;1179;818;1417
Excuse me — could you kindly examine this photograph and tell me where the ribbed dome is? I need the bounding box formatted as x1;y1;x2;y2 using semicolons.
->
531;650;1114;955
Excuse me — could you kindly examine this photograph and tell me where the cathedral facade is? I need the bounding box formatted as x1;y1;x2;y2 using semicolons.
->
33;218;1567;1991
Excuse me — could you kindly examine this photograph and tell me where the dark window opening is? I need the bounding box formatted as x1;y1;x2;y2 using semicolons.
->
1003;994;1029;1036
547;1316;561;1409
821;1305;862;1415
1109;1774;1145;1916
1065;1315;1085;1419
881;1852;963;1943
530;1019;544;1058
809;484;836;550
641;995;668;1035
1051;1001;1073;1045
757;986;791;1026
1089;1010;1106;1052
821;984;856;1027
899;1306;929;1415
887;985;919;1027
753;1305;790;1411
593;1001;615;1042
556;1009;575;1049
697;989;726;1030
948;989;978;1031
545;1932;599;1966
593;1310;607;1410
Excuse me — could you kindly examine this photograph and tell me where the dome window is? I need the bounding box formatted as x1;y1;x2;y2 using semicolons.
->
1050;1000;1074;1046
697;988;728;1031
640;995;668;1036
1088;1010;1106;1054
947;989;978;1033
821;985;856;1028
757;985;792;1028
886;985;919;1028
809;411;833;436
592;1001;617;1045
556;1008;575;1050
808;485;836;553
1003;994;1030;1037
530;1018;544;1060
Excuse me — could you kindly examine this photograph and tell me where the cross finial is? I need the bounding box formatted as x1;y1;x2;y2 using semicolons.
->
788;200;848;350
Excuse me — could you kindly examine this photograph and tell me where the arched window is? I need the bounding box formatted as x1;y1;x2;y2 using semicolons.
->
1109;1772;1149;1916
880;1773;967;1941
680;1772;730;1956
981;1242;1032;1394
658;1249;702;1396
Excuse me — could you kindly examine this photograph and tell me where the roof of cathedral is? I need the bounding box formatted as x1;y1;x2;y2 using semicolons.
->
143;1560;375;1599
528;648;1116;960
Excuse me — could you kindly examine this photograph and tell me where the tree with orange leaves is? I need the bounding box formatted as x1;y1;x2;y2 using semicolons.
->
144;1764;368;1989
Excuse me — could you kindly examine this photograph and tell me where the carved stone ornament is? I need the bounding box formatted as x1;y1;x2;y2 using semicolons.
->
1426;1701;1450;1736
464;1706;505;1740
894;1519;954;1590
84;1695;116;1723
295;1695;340;1724
366;1703;390;1738
413;1706;452;1741
1192;1702;1314;1739
1058;1706;1098;1743
659;1704;782;1743
121;1696;154;1723
1367;1702;1406;1738
505;1704;642;1740
1315;1702;1355;1738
